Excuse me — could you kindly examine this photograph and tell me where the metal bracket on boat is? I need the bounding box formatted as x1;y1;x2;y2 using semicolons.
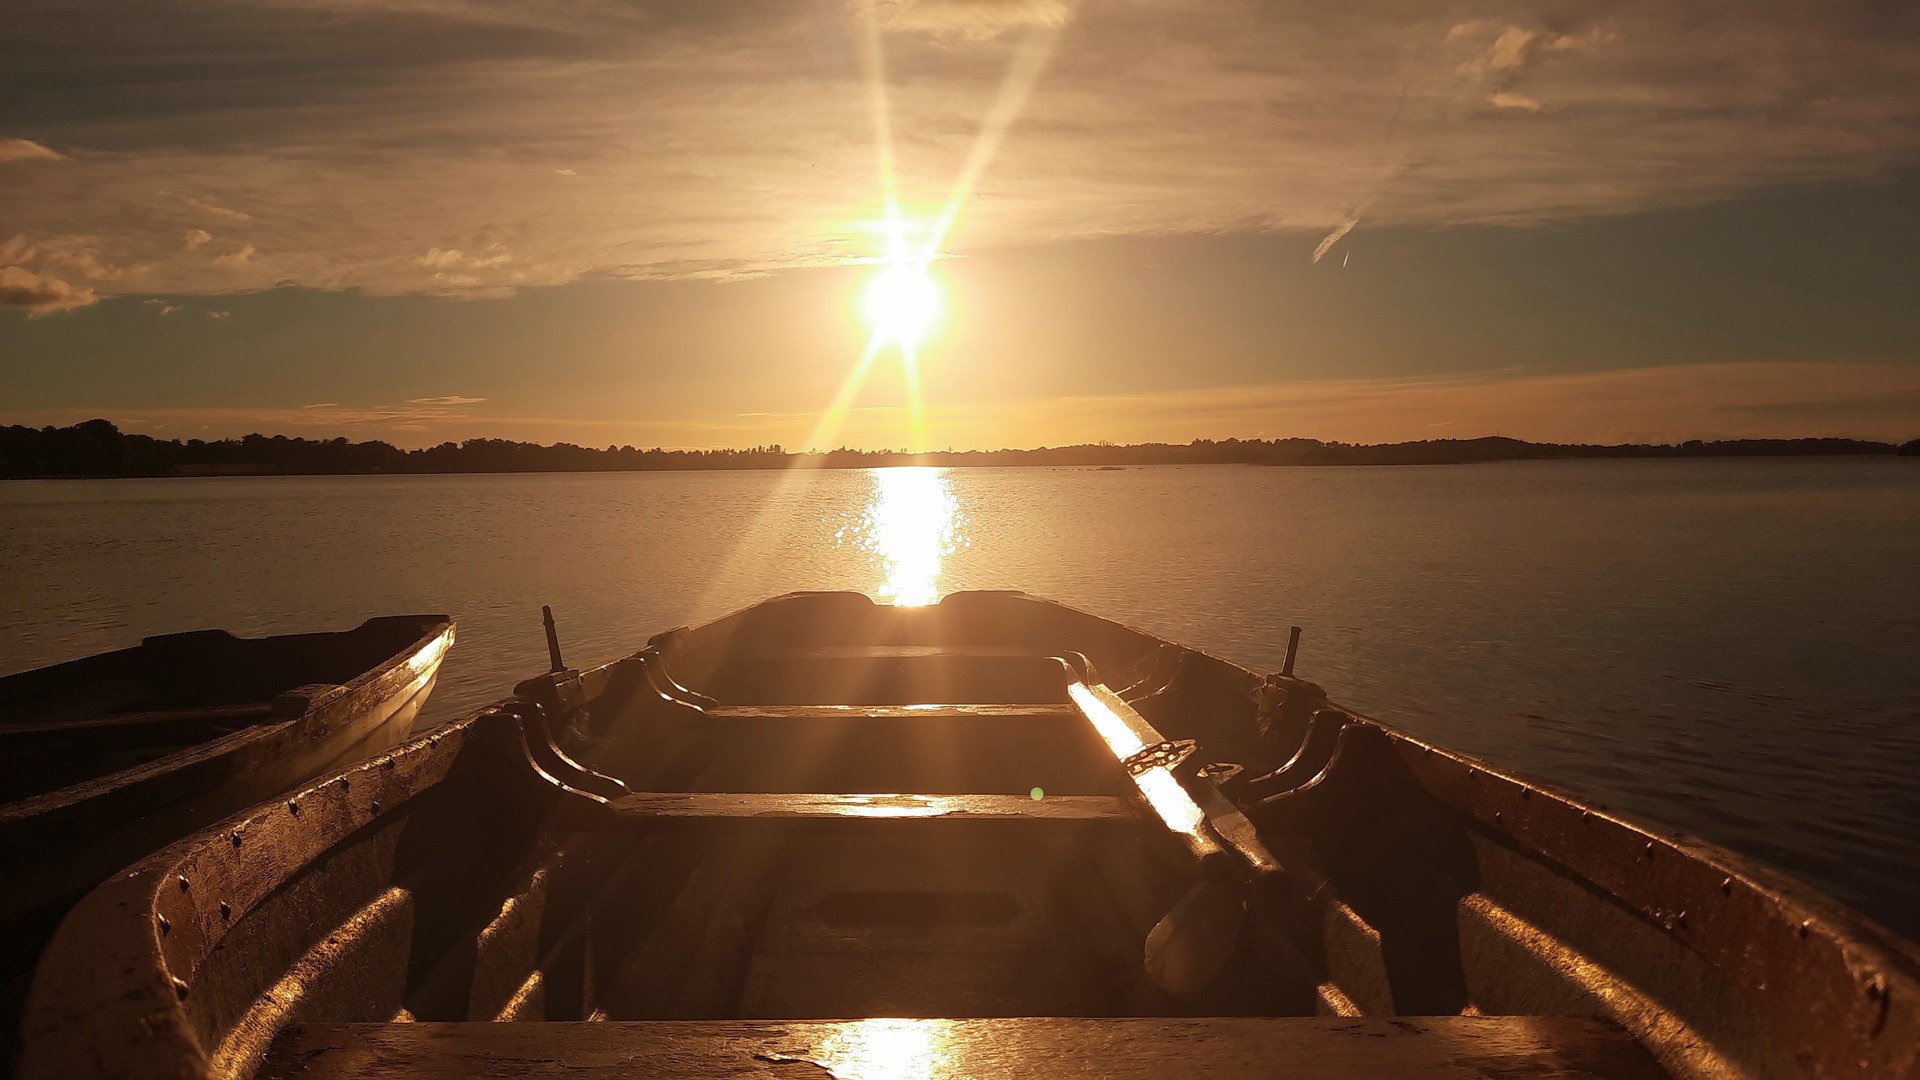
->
636;650;722;711
489;700;629;800
1121;739;1199;777
1242;707;1352;801
542;605;566;672
1116;644;1183;704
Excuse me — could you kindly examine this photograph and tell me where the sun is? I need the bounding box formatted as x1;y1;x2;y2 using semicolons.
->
864;262;941;351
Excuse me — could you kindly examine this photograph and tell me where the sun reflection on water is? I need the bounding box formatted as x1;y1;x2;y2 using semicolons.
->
811;1018;951;1080
864;467;958;606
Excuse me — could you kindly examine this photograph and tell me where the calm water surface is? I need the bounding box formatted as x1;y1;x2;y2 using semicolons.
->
3;460;1916;937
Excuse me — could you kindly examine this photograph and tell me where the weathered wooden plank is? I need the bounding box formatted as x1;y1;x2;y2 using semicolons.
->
750;646;1043;660
0;702;276;749
555;792;1137;829
701;704;1078;719
260;1017;1669;1080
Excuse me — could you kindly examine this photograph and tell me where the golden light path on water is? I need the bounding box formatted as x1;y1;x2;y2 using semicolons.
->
864;467;958;606
807;1019;950;1080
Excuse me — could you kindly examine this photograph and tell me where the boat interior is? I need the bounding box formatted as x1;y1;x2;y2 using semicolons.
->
17;592;1918;1080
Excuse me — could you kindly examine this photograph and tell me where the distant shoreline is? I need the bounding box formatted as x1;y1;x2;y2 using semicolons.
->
3;419;1916;479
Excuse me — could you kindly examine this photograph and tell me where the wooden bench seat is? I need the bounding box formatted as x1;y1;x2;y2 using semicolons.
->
700;704;1078;719
261;1017;1668;1079
549;791;1139;830
749;646;1044;660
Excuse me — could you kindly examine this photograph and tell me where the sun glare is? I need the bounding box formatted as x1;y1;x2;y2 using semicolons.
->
864;262;942;351
800;7;1061;456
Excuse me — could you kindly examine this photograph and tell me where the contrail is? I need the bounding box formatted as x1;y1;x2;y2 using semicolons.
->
1311;36;1427;264
1312;218;1359;263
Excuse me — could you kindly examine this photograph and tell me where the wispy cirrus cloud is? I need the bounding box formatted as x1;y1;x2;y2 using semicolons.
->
0;137;63;163
0;0;1915;303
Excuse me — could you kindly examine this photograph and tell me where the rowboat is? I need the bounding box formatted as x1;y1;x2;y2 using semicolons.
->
17;592;1916;1079
0;614;455;1067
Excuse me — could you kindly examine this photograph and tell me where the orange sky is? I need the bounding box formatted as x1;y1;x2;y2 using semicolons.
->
2;0;1917;448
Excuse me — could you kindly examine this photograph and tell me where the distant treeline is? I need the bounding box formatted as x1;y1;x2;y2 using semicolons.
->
2;419;1915;479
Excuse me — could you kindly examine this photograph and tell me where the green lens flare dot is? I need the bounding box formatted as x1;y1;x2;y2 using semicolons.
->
1029;787;1044;801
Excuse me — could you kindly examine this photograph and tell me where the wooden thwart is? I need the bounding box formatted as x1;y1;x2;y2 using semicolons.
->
750;646;1042;660
701;704;1078;720
260;1017;1669;1080
549;791;1137;830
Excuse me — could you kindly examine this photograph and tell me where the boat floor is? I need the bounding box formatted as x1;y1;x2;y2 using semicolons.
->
260;1017;1667;1079
600;827;1155;1020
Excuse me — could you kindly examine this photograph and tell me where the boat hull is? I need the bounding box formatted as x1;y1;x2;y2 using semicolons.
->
0;615;454;1065
13;593;1916;1080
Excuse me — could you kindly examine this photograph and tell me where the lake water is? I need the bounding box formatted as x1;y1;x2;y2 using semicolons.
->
3;459;1916;939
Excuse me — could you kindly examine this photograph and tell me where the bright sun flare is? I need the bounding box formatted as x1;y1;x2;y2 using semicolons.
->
863;263;941;350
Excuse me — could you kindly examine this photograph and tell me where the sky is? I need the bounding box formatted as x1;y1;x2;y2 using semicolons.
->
2;0;1917;449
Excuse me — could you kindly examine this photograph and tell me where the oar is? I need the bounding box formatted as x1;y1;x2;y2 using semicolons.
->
1144;876;1256;997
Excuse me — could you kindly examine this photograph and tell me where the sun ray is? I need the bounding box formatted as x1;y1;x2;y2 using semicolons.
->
803;330;891;453
691;7;1069;621
853;3;905;261
916;23;1065;264
900;340;926;453
814;6;1070;458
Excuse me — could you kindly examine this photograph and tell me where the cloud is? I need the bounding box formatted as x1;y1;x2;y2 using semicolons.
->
212;244;254;267
0;265;99;314
5;235;138;281
859;0;1072;38
415;246;511;270
407;395;485;405
185;229;213;249
171;194;252;222
302;403;340;409
1489;92;1544;111
0;137;64;163
208;310;231;319
0;0;1914;299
